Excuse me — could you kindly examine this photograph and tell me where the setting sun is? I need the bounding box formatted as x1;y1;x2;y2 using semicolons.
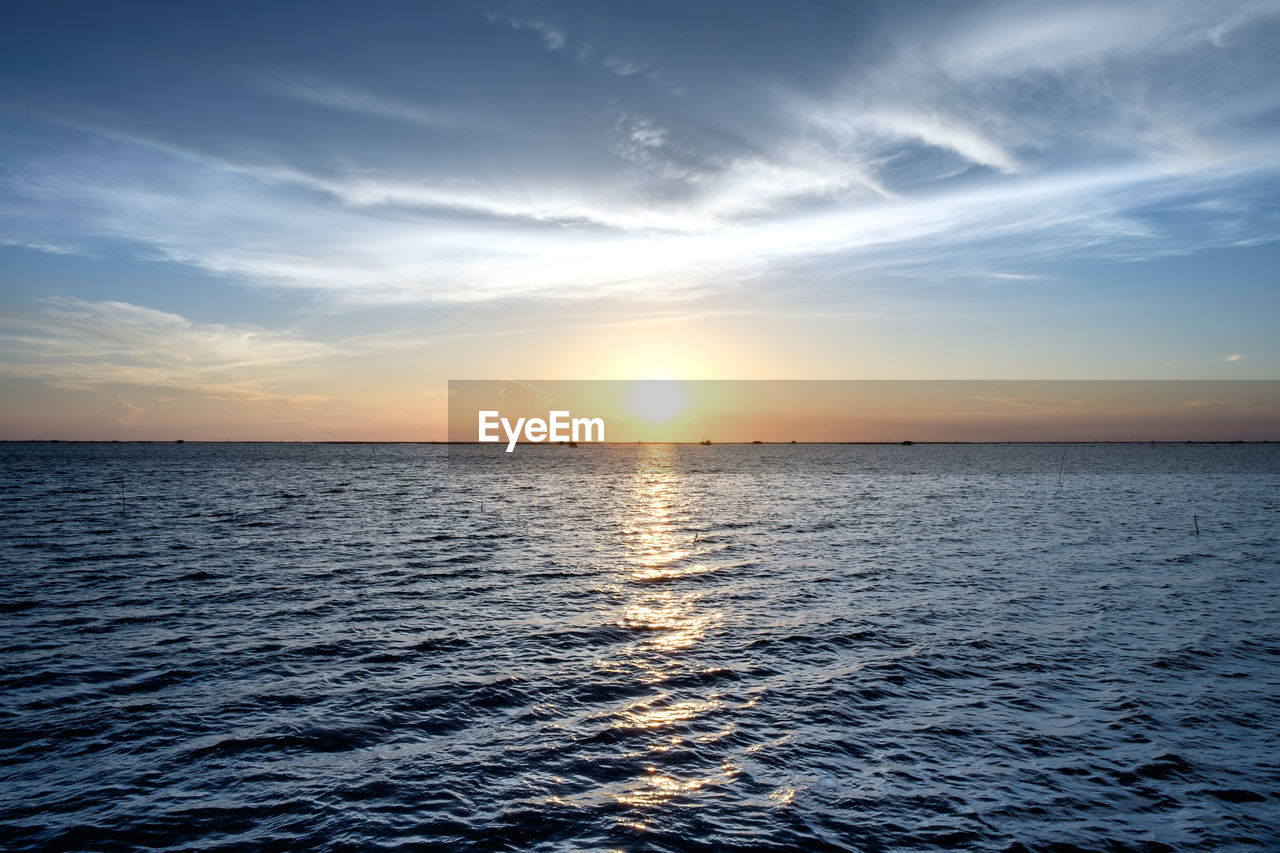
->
625;380;688;423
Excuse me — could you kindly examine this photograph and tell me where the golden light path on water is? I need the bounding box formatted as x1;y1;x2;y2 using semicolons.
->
604;446;740;822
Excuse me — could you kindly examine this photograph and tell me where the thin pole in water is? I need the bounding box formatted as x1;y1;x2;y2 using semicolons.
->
1057;448;1066;487
1194;514;1199;536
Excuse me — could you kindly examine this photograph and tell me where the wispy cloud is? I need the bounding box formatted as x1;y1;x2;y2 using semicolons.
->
485;13;565;51
105;394;145;426
601;56;645;77
3;123;1277;306
936;0;1280;78
0;298;336;402
868;112;1019;175
988;272;1045;282
259;75;455;128
774;0;1280;191
0;238;79;255
484;10;682;92
969;396;1086;411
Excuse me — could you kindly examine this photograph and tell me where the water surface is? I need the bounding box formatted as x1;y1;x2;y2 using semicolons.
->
2;443;1278;850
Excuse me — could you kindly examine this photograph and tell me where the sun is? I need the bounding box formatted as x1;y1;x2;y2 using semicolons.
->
626;380;687;422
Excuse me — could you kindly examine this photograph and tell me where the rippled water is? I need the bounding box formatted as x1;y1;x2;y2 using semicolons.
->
2;442;1278;851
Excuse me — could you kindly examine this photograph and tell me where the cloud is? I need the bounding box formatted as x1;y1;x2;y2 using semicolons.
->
3;121;1278;306
0;238;78;255
988;272;1044;281
936;0;1280;79
486;14;565;50
260;75;455;128
602;56;645;77
1225;353;1247;361
0;298;336;402
484;10;681;91
105;395;145;426
783;0;1280;182
604;112;894;212
865;112;1019;174
969;396;1086;411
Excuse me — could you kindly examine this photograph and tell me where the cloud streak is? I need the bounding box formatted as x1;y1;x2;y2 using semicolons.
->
0;298;337;402
260;75;456;128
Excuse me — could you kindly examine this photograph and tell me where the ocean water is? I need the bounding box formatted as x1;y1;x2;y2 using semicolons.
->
1;442;1278;852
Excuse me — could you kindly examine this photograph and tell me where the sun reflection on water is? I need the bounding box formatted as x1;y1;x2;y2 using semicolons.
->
622;448;716;584
609;761;741;809
621;593;710;652
597;445;737;818
611;694;723;730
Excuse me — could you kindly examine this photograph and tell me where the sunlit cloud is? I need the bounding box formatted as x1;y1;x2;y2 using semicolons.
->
4;121;1276;308
0;298;336;403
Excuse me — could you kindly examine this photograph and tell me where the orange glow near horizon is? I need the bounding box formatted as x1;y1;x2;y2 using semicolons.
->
448;380;1280;444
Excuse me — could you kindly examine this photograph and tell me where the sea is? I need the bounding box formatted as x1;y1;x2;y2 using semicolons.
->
1;442;1278;851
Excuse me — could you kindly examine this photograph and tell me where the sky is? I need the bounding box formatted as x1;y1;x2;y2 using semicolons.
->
1;0;1278;440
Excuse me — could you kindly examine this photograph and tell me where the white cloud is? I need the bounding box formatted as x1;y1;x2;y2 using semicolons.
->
937;0;1280;79
602;56;646;77
604;113;894;216
3;125;1278;306
867;111;1019;174
783;0;1280;183
0;238;78;255
261;75;454;128
988;272;1045;281
794;101;1019;175
487;14;565;51
0;298;336;402
484;11;680;92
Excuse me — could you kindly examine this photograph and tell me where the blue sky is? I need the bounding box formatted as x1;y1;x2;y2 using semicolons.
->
1;1;1278;438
